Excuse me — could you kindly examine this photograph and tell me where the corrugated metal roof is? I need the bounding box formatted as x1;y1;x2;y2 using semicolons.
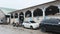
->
0;7;16;15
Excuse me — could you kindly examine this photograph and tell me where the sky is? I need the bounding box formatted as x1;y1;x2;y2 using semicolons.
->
0;0;55;14
0;0;55;9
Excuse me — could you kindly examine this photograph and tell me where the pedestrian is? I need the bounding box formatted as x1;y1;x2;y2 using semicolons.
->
13;22;16;27
16;22;19;27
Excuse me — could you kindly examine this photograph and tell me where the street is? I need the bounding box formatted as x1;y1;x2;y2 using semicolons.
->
0;25;54;34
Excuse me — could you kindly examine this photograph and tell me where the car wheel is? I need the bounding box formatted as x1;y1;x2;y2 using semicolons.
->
22;25;25;28
30;26;33;29
41;27;46;32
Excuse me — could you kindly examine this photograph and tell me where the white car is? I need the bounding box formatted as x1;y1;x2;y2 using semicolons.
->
22;21;40;29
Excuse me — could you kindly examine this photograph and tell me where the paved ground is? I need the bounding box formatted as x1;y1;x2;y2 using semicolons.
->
0;25;54;34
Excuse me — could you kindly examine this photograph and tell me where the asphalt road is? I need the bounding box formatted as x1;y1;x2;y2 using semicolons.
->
0;25;55;34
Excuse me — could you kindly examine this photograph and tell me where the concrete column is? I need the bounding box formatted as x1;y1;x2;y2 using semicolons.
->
32;11;33;18
24;12;25;19
43;10;45;19
18;13;19;23
10;14;11;24
13;13;15;23
32;11;33;20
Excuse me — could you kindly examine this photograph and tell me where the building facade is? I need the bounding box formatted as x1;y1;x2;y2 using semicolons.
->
0;9;7;23
9;0;60;24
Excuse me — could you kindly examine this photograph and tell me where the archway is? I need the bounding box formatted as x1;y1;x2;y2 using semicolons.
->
11;14;13;18
45;5;59;16
15;13;18;18
5;15;10;24
25;10;32;17
19;12;24;24
33;8;43;17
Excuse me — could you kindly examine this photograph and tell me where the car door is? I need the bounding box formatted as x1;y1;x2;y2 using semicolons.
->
26;22;31;28
24;21;31;28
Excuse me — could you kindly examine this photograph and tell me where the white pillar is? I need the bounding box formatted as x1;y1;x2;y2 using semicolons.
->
43;10;45;19
18;13;19;23
32;11;33;20
32;11;33;18
13;13;15;23
10;14;11;24
24;12;25;21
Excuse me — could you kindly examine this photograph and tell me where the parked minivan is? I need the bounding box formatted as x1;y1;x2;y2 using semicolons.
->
40;18;60;33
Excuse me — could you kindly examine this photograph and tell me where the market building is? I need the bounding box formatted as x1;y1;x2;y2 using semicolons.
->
9;0;60;24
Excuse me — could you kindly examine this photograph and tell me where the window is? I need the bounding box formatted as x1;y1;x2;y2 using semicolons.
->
30;21;36;23
42;19;59;24
24;21;29;23
5;15;10;18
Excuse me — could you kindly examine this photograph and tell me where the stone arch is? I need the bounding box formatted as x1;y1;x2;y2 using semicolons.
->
11;13;13;18
45;5;59;16
19;12;24;23
19;12;24;16
25;10;32;17
15;13;18;18
33;8;43;17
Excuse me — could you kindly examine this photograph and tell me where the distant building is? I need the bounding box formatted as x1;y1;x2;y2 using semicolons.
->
0;9;7;23
9;0;60;24
0;7;16;24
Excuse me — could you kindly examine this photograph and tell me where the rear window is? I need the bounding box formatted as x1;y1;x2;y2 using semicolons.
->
42;19;59;24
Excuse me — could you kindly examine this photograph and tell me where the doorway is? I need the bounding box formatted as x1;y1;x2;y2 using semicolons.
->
19;12;24;24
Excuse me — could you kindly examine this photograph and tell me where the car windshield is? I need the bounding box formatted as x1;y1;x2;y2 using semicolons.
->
30;21;36;23
42;19;59;24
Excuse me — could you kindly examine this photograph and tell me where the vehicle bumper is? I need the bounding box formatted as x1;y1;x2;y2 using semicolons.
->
40;24;60;33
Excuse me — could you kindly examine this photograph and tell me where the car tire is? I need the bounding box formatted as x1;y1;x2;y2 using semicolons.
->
22;25;25;28
30;26;33;29
41;27;46;32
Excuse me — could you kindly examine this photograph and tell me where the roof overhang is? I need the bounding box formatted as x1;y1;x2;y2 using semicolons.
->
9;0;57;14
